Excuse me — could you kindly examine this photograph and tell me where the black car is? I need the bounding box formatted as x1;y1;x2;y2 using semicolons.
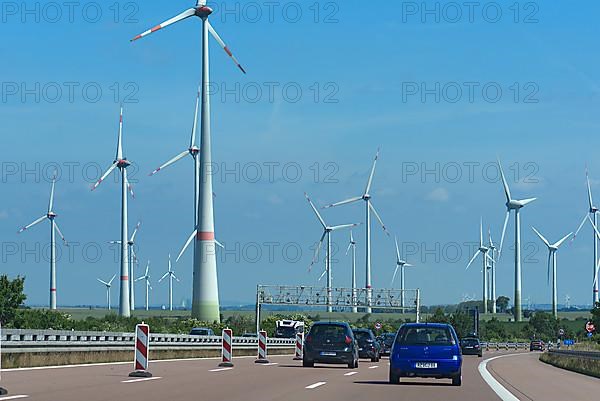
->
352;328;381;362
303;322;359;368
460;337;483;357
380;333;396;356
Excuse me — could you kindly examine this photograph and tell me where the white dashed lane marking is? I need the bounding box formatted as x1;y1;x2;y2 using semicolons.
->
305;382;327;389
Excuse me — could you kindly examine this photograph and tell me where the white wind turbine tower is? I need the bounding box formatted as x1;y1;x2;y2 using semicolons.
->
345;231;358;313
97;275;116;310
488;229;497;314
323;150;389;313
305;193;359;313
108;221;141;311
466;219;491;314
531;227;572;318
132;1;246;323
18;170;67;310
391;236;413;310
497;159;537;322
159;254;180;311
91;107;135;317
572;168;599;306
584;216;600;304
135;261;152;311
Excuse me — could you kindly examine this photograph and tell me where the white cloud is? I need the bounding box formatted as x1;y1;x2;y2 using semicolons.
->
425;188;449;202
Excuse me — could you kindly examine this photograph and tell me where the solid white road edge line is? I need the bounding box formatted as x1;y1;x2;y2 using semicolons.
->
479;354;525;401
305;382;327;389
0;396;29;401
121;377;162;384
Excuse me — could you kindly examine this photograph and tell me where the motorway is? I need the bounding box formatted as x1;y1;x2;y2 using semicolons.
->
0;351;597;401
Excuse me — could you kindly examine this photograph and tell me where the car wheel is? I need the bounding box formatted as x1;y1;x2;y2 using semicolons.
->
452;372;462;386
389;369;400;384
354;359;359;369
303;359;314;368
371;357;378;362
478;353;483;358
348;359;356;369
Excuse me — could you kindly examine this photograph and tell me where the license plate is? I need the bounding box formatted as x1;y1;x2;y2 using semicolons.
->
320;351;336;356
358;348;363;351
415;362;437;369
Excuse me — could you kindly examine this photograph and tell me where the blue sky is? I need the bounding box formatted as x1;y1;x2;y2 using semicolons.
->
1;1;600;309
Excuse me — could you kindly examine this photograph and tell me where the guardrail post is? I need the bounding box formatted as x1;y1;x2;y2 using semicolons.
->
255;330;269;364
129;323;152;378
293;333;304;361
219;329;234;368
0;322;7;395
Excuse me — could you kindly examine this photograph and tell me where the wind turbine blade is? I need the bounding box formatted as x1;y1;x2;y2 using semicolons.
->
134;276;145;282
497;159;512;202
53;222;68;246
145;261;150;276
48;171;57;213
18;215;47;233
465;250;480;270
365;148;380;195
190;86;200;148
572;213;589;242
108;274;116;285
587;167;595;210
531;227;550;248
149;150;188;176
108;240;121;244
130;221;142;242
391;266;399;286
304;193;326;228
547;251;552;286
215;239;224;249
404;263;413;267
125;175;135;199
172;273;180;282
309;231;327;270
345;242;352;256
91;162;118;191
498;210;510;260
159;272;169;282
587;215;600;241
554;232;573;249
330;223;360;231
97;278;109;286
369;202;390;236
593;258;600;288
206;21;246;74
116;106;124;161
131;8;196;41
395;236;401;262
317;269;327;282
519;198;537;206
322;196;362;209
176;230;197;263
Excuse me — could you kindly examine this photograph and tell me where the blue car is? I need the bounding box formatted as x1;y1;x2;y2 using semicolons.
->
389;323;462;386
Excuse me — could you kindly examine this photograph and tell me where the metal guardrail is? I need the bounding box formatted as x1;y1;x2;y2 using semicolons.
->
548;349;600;361
481;342;528;350
0;329;294;353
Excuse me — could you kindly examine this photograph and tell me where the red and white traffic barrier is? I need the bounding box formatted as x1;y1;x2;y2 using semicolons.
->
293;332;304;360
0;322;7;395
129;323;152;378
219;328;234;367
255;330;269;364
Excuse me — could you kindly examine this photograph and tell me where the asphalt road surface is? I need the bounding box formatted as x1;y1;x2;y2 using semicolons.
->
0;350;596;401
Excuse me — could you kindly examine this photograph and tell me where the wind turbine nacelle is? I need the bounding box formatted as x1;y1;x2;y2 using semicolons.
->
117;159;131;168
507;200;525;209
195;6;213;18
47;212;57;219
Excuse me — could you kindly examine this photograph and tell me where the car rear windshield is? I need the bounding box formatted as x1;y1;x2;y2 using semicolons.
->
461;338;479;346
396;326;455;346
384;334;395;345
353;331;372;342
276;327;297;337
309;324;349;343
191;329;210;335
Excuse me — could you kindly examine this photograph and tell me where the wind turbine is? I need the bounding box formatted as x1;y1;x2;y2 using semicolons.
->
91;107;134;317
305;193;359;313
108;220;141;310
18;170;67;310
391;236;413;310
345;231;358;313
135;261;152;311
497;159;537;322
488;229;497;314
97;275;116;310
323;149;389;313
131;0;246;323
531;227;572;318
572;168;599;306
466;219;490;314
159;254;180;311
584;216;600;303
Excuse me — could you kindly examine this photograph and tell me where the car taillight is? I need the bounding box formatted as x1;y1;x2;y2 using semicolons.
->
345;336;353;345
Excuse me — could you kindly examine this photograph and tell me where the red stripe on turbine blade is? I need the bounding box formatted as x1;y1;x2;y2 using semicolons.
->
197;232;215;240
151;25;162;32
131;35;142;42
224;46;233;57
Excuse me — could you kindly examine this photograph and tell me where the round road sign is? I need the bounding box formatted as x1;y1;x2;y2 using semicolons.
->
375;322;382;330
585;321;595;333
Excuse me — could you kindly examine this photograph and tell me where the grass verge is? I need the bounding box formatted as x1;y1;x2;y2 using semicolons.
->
539;352;600;379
